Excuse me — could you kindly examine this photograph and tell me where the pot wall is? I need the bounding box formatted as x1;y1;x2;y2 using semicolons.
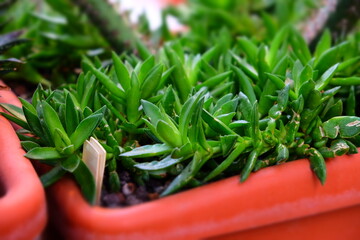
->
0;84;47;240
46;152;360;240
211;204;360;240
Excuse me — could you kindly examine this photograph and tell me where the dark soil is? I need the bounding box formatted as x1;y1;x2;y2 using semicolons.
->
101;170;172;207
2;79;35;101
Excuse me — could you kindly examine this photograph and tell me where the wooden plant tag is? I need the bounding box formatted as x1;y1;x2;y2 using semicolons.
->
82;137;106;205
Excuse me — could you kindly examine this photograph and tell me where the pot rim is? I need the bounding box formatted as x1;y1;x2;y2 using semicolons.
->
48;151;360;239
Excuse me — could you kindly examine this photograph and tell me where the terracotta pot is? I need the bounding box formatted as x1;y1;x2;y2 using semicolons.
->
0;85;47;240
45;151;360;240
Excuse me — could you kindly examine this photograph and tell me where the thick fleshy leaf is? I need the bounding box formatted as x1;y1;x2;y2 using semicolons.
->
156;120;182;148
137;55;155;83
196;71;232;90
41;101;68;140
112;52;131;90
141;64;163;99
220;135;238;156
120;144;172;158
61;154;80;172
126;73;141;123
0;112;29;129
141;100;163;126
0;103;26;121
70;113;103;150
85;62;125;99
25;147;62;160
21;141;40;152
307;148;326;185
73;160;96;205
315;63;339;91
40;165;66;187
65;93;79;135
134;155;182;170
232;66;256;104
314;29;331;59
161;150;211;196
22;105;46;140
179;89;206;142
202;109;236;136
323;116;360;139
237;37;258;65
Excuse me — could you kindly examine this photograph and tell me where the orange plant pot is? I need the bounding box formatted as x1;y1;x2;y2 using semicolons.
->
0;85;47;240
44;152;360;240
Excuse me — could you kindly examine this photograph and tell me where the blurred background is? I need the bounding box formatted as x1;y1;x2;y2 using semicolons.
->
0;0;359;93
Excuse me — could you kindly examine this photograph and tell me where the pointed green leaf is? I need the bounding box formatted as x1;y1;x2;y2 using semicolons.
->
232;66;256;104
0;103;26;122
202;109;236;136
127;73;141;123
120;144;172;158
25;147;62;160
70;113;103;151
315;63;339;91
21;141;40;151
73;160;96;205
134;155;182;171
220;135;238;156
314;29;331;59
141;100;163;126
196;71;232;90
112;52;131;91
61;154;80;172
41;101;67;140
156;120;182;148
65;93;79;135
0;112;29;129
141;64;163;99
85;62;125;99
138;55;155;83
307;148;326;185
40;165;66;187
237;37;258;65
323;116;360;139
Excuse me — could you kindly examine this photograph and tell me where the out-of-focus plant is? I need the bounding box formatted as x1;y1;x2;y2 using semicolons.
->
0;0;27;76
0;0;110;87
0;30;26;75
160;0;320;51
0;0;143;87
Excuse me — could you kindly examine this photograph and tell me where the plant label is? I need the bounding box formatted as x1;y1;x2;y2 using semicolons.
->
82;137;106;205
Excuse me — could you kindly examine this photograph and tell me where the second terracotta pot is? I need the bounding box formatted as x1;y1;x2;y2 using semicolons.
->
0;85;47;240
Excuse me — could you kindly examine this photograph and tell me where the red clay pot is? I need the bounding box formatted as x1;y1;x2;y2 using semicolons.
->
45;152;360;240
0;84;47;240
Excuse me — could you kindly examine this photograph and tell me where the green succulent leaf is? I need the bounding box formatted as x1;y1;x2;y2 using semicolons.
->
156;120;182;148
134;155;183;171
40;165;66;188
315;63;339;91
0;111;29;129
61;154;81;172
73;160;96;205
112;51;131;91
120;144;173;158
323;116;360;139
25;147;62;160
21;141;40;152
70;112;103;151
0;103;26;121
